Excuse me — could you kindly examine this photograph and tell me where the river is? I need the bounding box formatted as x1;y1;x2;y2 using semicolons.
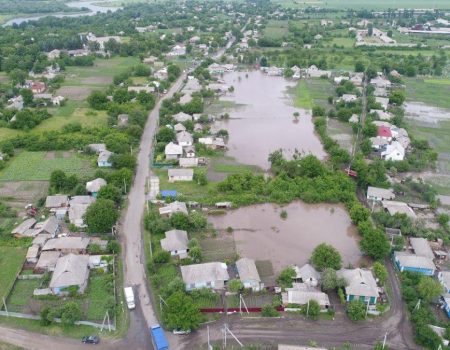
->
3;1;120;27
212;70;326;170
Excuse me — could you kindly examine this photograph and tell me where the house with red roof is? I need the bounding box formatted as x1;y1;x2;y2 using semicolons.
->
30;82;46;94
377;125;392;141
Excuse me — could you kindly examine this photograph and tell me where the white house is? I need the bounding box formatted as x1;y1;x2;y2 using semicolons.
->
282;283;330;309
181;262;229;291
340;94;358;103
179;157;198;168
367;186;396;202
161;229;189;258
168;168;194;182
337;268;379;305
293;264;320;287
176;131;193;147
236;258;262;291
381;141;405;161
164;142;183;160
439;271;450;293
97;150;113;167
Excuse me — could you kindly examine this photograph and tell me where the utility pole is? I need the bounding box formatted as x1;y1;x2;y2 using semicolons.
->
382;331;387;349
222;323;243;349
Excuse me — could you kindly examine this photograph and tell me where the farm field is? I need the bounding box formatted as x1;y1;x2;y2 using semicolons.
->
0;151;96;181
263;20;289;39
293;78;334;109
405;78;450;109
0;247;26;301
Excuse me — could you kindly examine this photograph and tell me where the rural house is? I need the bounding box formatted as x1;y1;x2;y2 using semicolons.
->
164;142;183;160
174;123;186;133
181;262;229;291
49;254;90;295
45;195;69;210
176;131;193;147
282;283;330;309
12;218;37;238
34;251;61;272
42;236;90;254
34;216;60;237
26;245;40;264
172;112;193;123
32;234;52;248
439;271;450;293
179;158;198;168
160;229;189;258
366;186;395;202
381;141;405;161
86;178;107;197
382;201;416;219
159;201;188;217
69;196;95;227
393;251;436;276
293;264;320;287
236;258;262;291
337;268;379;305
97;150;113;167
410;237;435;260
168;168;194;182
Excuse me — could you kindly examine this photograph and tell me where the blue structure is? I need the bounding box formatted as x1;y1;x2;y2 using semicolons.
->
150;325;169;350
161;190;177;198
442;295;450;318
393;251;435;276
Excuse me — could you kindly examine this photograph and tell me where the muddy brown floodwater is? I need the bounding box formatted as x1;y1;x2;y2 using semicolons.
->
214;70;326;170
208;201;361;276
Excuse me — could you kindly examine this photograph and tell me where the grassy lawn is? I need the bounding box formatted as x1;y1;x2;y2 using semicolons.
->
328;37;354;48
405;77;450;109
0;341;23;350
212;162;260;174
6;279;41;313
0;247;26;301
293;78;334;109
40;104;108;131
0;151;96;181
86;272;115;321
263;20;289;39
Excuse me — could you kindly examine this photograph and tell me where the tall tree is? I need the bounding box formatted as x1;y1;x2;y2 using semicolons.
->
163;291;203;331
311;243;342;271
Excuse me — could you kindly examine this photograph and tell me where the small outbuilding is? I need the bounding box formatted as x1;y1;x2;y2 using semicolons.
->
161;229;189;258
168;168;194;182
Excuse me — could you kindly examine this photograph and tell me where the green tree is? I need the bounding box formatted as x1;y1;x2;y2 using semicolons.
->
437;213;449;227
389;90;406;106
276;267;296;288
163;291;202;331
349;203;370;224
305;299;320;320
170;212;191;231
87;90;109;110
188;246;202;263
347;300;366;321
228;279;244;292
20;88;33;105
373;262;388;285
321;268;347;290
417;276;443;302
60;301;82;326
156;127;175;143
311;243;342;271
84;199;119;233
97;184;122;204
355;61;365;72
261;305;279;317
360;229;390;260
1;141;14;157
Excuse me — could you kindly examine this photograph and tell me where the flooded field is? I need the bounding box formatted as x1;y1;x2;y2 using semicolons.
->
404;102;450;125
208;201;361;275
212;70;326;170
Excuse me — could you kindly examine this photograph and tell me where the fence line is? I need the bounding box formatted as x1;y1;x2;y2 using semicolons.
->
17;274;43;280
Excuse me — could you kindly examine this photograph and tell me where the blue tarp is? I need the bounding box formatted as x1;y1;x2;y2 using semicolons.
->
161;190;177;198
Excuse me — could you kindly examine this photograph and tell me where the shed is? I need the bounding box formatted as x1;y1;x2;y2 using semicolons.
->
159;201;188;217
293;264;320;287
236;258;262;291
393;251;435;276
12;218;37;237
26;245;40;264
410;237;434;260
161;229;189;258
45;195;69;209
86;178;107;197
168;168;194;182
98;150;113;167
367;186;395;202
174;123;186;132
179;158;198;168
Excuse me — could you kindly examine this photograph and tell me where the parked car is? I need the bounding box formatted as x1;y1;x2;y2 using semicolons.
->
173;329;191;335
82;336;100;344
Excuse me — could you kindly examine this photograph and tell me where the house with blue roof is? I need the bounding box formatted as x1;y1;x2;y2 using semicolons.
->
393;251;436;276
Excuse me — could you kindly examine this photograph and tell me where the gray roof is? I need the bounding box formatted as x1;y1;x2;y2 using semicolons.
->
172;112;193;122
45;195;69;208
69;196;95;206
68;204;90;227
49;254;89;289
236;258;260;283
12;218;36;235
282;283;330;306
337;268;379;298
410;237;434;259
394;251;436;270
382;201;417;219
367;186;395;200
86;178;107;193
35;216;59;235
294;263;320;281
43;237;90;251
98;150;113;163
26;245;40;259
32;234;52;247
164;142;183;155
174;123;186;132
176;131;193;144
179;158;198;167
168;168;194;178
161;230;188;252
35;251;61;270
88;143;106;153
159;201;188;216
181;262;229;285
440;271;450;288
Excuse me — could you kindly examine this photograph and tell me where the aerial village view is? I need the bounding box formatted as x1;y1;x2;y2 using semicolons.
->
0;0;450;349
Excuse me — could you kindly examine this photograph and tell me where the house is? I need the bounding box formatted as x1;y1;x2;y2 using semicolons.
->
6;95;24;110
184;145;196;158
32;234;52;248
164;142;183;160
30;81;46;94
12;218;37;237
43;237;90;254
208;63;225;75
51;96;65;106
179;158;198;168
374;87;388;97
371;109;392;121
367;186;395;202
26;245;40;264
199;137;226;150
377;125;392;141
340;94;358;103
176;131;193;147
159;201;188;217
86;178;107;197
393;251;436;276
293;264;320;287
381;141;405;161
34;251;61;272
117;114;129;127
375;97;389;110
34;216;60;237
88;143;106;154
282;283;330;309
181;262;229;291
49;254;90;295
236;258;262;291
161;229;189;258
439;271;450;293
128;86;155;94
172;112;193;123
168;168;194;182
382;201;416;219
154;67;168;80
68;196;95;227
410;237;435;260
370;76;391;89
46;49;61;60
97;150;113;167
174;123;186;133
370;136;389;150
337;268;379;305
45;195;69;210
305;65;331;78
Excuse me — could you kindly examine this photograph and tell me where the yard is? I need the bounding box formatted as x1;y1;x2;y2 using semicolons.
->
293;78;334;109
0;247;26;301
0;151;96;181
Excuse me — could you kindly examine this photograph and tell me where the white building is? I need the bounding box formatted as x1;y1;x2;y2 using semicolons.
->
381;141;405;161
164;142;183;160
236;258;262;291
161;230;189;258
181;262;229;291
168;168;194;182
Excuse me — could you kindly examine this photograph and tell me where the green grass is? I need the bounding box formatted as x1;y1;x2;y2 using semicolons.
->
273;0;450;9
212;163;260;174
0;340;23;350
0;247;26;301
7;279;41;313
85;273;115;321
40;105;108;131
293;78;334;109
0;151;96;181
263;20;289;40
405;77;450;109
328;37;355;48
200;236;236;262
